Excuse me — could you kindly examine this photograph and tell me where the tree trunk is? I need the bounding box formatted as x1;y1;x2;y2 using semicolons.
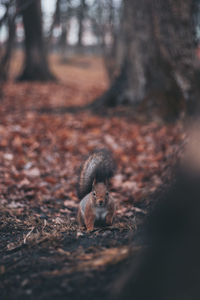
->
77;0;86;47
60;23;67;50
48;0;61;47
102;0;122;82
17;0;55;81
59;21;71;62
92;0;200;119
0;13;16;81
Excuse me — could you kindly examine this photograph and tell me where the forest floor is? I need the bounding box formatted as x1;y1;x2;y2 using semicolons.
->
0;52;184;299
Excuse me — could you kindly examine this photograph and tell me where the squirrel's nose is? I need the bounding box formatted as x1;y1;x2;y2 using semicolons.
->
99;200;103;206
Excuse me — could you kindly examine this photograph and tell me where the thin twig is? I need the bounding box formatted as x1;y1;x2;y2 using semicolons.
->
23;226;35;244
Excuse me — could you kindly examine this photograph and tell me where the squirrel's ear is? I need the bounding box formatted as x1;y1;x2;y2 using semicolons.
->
92;178;96;188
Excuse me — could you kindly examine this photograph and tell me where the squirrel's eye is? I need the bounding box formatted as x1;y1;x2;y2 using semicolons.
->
93;191;96;196
106;191;109;196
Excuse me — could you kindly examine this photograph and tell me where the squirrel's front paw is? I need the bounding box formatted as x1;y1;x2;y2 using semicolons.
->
106;214;113;226
86;225;94;232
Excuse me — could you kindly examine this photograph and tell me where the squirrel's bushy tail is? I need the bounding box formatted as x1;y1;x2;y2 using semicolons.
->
77;149;115;200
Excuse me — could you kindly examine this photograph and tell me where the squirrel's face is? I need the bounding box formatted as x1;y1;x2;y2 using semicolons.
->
92;182;109;208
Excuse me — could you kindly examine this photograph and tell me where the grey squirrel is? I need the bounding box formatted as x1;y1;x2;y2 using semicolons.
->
77;149;116;231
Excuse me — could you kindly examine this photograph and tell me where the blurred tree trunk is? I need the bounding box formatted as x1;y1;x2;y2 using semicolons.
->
59;21;70;62
89;0;122;82
0;6;16;82
48;0;61;47
17;0;55;81
60;23;68;50
102;0;121;82
92;0;200;119
77;0;86;47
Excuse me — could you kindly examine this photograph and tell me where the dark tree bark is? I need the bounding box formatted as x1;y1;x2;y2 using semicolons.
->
92;0;200;119
102;0;122;82
48;0;71;61
59;23;68;50
48;0;61;46
77;0;86;47
58;21;71;63
0;4;16;82
17;0;55;81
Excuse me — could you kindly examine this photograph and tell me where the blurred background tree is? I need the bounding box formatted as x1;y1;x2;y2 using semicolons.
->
48;0;72;62
0;0;200;118
0;0;122;82
17;0;55;81
0;0;17;82
76;0;87;48
92;0;200;120
88;0;122;81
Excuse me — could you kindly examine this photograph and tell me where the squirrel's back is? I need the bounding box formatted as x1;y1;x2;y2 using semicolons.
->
77;149;115;200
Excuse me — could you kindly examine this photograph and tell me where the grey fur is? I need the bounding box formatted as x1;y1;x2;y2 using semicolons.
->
77;149;115;200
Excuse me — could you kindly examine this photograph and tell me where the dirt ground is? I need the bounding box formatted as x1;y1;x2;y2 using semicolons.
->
0;52;184;299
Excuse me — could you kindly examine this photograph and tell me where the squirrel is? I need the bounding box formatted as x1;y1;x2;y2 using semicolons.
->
77;149;116;231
